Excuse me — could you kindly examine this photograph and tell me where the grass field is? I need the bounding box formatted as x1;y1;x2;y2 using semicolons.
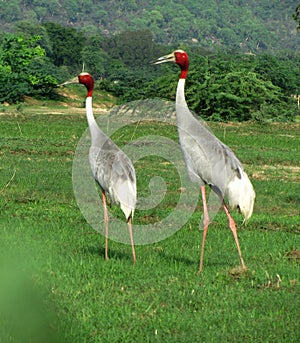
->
0;101;299;342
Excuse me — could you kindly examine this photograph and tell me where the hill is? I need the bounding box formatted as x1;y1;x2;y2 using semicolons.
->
0;0;299;53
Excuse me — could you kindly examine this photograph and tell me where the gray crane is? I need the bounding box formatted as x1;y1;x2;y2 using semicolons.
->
64;73;137;263
154;50;255;272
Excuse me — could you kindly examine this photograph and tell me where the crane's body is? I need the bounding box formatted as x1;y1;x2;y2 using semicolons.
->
72;73;137;263
155;50;255;271
87;101;136;221
176;78;254;221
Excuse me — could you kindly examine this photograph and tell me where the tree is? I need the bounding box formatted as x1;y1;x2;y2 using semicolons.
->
104;30;157;67
145;51;298;122
255;54;300;96
0;34;57;103
64;0;81;23
80;36;108;78
14;21;53;56
0;0;299;53
43;22;84;73
0;0;21;22
294;3;300;29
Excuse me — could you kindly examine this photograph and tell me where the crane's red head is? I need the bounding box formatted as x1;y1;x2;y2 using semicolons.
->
78;72;94;97
154;50;189;79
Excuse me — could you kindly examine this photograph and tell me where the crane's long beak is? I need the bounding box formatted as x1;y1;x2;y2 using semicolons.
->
152;53;175;65
58;76;79;87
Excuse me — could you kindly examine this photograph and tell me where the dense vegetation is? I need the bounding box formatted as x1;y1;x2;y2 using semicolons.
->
0;1;299;121
1;0;299;52
294;3;300;28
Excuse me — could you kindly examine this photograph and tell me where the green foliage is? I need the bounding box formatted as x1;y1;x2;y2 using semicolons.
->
256;53;300;95
42;22;85;73
1;25;299;122
191;68;294;122
27;57;60;99
293;3;300;29
0;6;299;121
96;30;168;102
14;21;53;56
0;34;58;103
80;35;108;78
146;51;299;122
103;30;158;67
0;0;299;53
0;0;21;22
1;34;44;69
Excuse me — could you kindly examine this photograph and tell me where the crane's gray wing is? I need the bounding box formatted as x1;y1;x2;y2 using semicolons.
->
90;139;136;219
89;137;119;186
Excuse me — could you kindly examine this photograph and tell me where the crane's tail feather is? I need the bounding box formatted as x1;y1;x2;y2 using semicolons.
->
113;180;136;221
226;168;255;221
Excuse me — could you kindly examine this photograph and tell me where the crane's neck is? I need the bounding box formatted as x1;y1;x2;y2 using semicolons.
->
175;77;197;131
176;78;187;108
180;69;188;80
86;96;99;141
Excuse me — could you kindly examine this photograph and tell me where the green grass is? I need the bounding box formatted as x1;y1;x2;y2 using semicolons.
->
0;108;299;342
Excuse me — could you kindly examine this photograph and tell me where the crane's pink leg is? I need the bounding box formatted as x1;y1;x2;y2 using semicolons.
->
199;185;210;273
102;191;109;261
222;202;246;270
127;217;136;264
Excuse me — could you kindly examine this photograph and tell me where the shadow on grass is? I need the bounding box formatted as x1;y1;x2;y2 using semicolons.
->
79;243;136;263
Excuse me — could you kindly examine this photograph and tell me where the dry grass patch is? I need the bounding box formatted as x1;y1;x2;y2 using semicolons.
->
251;164;300;181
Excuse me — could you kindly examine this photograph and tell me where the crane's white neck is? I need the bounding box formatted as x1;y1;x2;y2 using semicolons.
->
176;78;187;108
175;77;197;131
86;96;98;140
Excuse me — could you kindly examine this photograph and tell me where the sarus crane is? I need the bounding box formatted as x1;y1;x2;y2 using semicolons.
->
154;50;255;272
64;73;137;263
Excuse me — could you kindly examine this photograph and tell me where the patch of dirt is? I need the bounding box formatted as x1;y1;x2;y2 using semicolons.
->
228;266;248;278
252;164;300;182
286;249;300;261
3;86;117;114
